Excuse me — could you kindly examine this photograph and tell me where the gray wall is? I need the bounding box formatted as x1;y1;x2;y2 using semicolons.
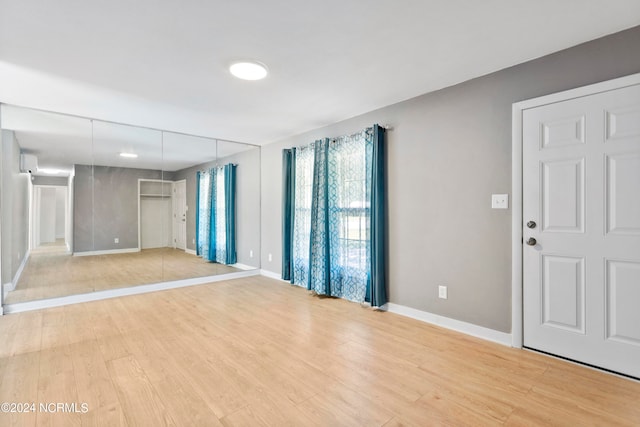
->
173;146;261;268
73;164;167;252
1;130;29;287
260;25;640;333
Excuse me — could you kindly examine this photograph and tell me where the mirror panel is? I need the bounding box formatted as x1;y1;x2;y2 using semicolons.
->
217;140;261;270
0;105;260;308
1;105;93;303
91;121;164;289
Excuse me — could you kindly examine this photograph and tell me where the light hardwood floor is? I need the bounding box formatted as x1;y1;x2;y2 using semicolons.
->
5;248;241;304
0;276;639;426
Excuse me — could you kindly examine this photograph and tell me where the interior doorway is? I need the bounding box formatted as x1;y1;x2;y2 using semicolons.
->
31;185;69;254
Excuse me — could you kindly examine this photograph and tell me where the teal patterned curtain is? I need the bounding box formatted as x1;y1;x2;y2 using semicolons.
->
292;145;314;287
195;164;237;265
285;126;386;305
196;169;214;260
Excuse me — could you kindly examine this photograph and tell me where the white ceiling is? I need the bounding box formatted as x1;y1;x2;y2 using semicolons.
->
0;0;639;146
1;105;251;174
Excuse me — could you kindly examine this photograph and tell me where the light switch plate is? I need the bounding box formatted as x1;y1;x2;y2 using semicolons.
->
438;285;448;299
492;194;509;209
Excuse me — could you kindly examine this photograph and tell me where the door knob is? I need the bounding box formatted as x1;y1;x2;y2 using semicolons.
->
526;237;537;246
527;221;536;229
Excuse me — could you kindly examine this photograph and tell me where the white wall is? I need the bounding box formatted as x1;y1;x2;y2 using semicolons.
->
55;187;66;239
39;187;57;244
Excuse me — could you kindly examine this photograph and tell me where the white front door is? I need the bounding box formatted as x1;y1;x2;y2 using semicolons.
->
523;83;640;378
173;180;187;250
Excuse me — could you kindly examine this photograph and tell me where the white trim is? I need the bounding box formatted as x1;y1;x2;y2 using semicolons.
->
383;302;512;347
4;270;260;314
185;248;197;255
11;251;29;290
511;72;640;349
260;269;288;282
3;252;30;299
3;282;14;299
511;103;524;348
232;263;258;271
73;247;140;257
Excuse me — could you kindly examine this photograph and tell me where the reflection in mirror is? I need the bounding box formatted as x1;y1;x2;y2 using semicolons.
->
1;105;92;303
89;121;164;289
163;134;260;281
1;105;261;308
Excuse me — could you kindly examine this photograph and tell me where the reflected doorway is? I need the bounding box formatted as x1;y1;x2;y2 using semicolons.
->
31;185;70;255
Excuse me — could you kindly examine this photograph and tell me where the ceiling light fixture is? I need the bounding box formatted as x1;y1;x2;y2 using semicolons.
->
229;61;268;81
120;152;138;158
38;168;62;175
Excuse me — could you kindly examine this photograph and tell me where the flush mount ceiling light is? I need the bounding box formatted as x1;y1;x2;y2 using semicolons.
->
120;152;138;158
38;168;62;175
229;61;268;81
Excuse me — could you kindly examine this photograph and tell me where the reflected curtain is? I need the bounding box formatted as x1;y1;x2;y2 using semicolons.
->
195;164;237;265
224;163;237;264
283;125;387;306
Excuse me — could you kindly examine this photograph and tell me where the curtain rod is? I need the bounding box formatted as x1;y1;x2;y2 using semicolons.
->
290;123;392;149
197;163;237;174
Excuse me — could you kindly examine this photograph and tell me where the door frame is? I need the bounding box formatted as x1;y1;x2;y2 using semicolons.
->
511;72;640;348
172;179;187;251
31;184;69;249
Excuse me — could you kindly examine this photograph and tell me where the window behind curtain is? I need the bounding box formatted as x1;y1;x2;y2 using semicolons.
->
327;134;371;302
215;167;227;262
197;172;211;257
197;167;228;263
292;146;314;287
291;133;372;302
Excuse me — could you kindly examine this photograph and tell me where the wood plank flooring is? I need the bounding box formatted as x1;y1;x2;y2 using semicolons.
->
5;248;242;304
0;276;639;426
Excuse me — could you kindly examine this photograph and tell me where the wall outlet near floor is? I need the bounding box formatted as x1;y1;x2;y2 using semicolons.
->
114;237;119;244
192;238;195;244
268;253;272;262
250;250;254;258
438;285;448;299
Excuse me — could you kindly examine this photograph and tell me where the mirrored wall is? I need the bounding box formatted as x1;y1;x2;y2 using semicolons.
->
0;104;260;306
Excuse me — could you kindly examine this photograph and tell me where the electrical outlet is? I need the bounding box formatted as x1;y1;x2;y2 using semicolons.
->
250;250;254;258
114;237;119;244
268;253;272;262
438;285;448;299
192;238;195;244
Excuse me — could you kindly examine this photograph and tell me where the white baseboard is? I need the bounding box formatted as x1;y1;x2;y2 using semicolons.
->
73;248;140;257
4;269;261;314
185;248;197;255
260;269;290;282
13;251;30;286
3;282;14;299
382;303;512;347
3;252;30;299
233;263;258;271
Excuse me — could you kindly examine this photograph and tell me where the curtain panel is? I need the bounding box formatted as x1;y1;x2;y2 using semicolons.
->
195;163;237;265
282;125;387;306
